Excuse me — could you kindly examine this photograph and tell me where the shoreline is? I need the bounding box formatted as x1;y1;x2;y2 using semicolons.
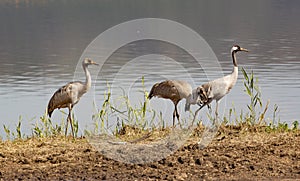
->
0;126;299;180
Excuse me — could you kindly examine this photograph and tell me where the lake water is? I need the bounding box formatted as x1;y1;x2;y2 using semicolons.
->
0;0;300;138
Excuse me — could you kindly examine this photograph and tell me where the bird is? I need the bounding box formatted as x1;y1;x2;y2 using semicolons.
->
192;45;248;126
148;80;200;127
47;58;98;137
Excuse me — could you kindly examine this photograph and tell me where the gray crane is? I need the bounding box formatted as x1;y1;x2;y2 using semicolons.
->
148;80;200;126
192;45;248;126
47;58;98;137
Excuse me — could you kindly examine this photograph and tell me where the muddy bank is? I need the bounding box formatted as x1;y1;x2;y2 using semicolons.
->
0;127;299;180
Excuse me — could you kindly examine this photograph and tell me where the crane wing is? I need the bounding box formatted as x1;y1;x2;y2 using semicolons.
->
47;82;78;117
171;80;192;99
148;80;178;100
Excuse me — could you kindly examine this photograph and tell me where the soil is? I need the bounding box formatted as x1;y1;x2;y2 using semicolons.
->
0;126;299;180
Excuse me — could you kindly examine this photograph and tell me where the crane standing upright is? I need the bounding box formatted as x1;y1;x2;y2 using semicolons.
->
47;58;98;137
193;45;248;125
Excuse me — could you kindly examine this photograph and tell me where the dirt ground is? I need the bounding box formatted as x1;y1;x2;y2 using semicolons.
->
0;126;299;180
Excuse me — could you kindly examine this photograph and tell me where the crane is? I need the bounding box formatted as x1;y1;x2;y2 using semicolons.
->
47;58;98;137
192;45;248;126
148;80;200;126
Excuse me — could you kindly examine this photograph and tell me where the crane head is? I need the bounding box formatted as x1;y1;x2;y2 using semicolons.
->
83;58;99;66
231;45;249;53
195;86;210;106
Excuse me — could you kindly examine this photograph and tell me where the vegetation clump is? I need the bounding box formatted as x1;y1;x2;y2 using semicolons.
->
1;69;299;141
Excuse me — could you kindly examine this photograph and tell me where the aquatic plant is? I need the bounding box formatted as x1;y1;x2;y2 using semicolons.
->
91;76;156;136
1;72;299;141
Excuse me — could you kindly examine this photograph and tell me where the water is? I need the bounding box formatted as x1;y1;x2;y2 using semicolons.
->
0;0;300;137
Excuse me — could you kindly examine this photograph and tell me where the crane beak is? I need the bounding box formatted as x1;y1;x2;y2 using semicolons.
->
240;47;249;52
91;61;99;65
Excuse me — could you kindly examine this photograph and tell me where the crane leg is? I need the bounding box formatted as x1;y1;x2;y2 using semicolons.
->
174;103;181;127
214;101;219;126
65;116;69;136
191;104;206;128
66;106;75;138
172;109;176;127
208;104;212;114
70;115;75;138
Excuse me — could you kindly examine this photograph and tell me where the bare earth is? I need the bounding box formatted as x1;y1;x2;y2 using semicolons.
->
0;126;299;180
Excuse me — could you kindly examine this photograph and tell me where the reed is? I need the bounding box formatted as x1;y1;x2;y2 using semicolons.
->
90;76;156;136
1;72;299;140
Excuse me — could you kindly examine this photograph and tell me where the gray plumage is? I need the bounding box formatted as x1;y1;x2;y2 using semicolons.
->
148;80;194;126
47;58;98;137
193;45;248;125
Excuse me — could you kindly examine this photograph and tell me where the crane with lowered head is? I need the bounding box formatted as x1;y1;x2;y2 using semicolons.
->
148;80;202;127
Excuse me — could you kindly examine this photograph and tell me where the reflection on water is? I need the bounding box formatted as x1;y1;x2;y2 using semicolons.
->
0;0;300;137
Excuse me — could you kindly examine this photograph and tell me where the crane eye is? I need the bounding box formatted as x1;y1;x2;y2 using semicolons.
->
196;87;203;95
198;88;204;95
197;90;201;94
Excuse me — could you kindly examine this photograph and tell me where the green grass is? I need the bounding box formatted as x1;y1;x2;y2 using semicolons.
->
3;116;24;140
2;70;299;141
222;67;299;133
90;76;156;136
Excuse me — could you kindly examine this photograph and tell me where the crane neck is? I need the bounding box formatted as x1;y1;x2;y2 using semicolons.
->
82;63;92;92
231;51;238;67
231;51;239;82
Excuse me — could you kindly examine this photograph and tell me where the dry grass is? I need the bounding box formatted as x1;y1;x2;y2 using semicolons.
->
0;125;299;180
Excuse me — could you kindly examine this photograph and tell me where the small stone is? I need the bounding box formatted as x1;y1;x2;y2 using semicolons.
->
195;158;201;165
177;157;184;164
